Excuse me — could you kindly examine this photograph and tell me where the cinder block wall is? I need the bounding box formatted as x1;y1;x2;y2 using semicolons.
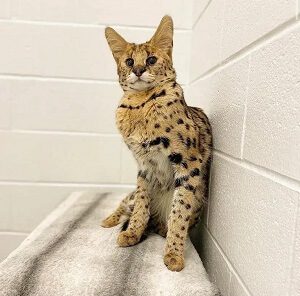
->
188;1;300;296
0;1;192;259
0;2;299;295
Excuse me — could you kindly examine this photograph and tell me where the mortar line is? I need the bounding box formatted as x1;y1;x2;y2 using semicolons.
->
240;55;251;157
214;150;300;192
204;225;253;296
288;198;300;296
0;73;119;84
0;18;191;32
228;272;232;296
0;128;121;137
0;73;187;87
0;231;29;236
0;180;135;188
192;0;213;29
190;17;299;85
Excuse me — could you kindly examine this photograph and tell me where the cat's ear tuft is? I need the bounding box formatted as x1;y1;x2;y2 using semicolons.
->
105;27;128;63
150;15;174;58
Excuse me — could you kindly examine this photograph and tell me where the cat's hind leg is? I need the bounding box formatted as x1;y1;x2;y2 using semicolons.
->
117;176;150;247
100;191;134;228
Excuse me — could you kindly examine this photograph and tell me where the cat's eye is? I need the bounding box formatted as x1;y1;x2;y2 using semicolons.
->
146;56;157;66
125;58;134;67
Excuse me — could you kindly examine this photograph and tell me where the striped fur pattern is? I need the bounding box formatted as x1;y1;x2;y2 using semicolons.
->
101;16;213;271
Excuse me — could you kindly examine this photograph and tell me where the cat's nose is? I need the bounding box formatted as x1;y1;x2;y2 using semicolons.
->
133;66;146;77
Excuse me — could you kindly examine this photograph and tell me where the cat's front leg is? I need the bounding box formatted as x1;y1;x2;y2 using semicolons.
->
164;156;202;271
117;173;150;247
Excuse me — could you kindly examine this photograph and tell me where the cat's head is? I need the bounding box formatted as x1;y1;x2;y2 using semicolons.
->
105;15;175;92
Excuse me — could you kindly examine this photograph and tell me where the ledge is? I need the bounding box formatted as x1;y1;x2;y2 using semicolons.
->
0;191;219;296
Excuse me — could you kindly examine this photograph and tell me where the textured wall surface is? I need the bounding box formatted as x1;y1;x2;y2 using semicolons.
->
188;1;300;296
0;3;299;295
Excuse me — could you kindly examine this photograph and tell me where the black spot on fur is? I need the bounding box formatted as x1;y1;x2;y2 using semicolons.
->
149;93;157;100
165;127;171;132
161;137;170;148
185;204;191;209
154;123;160;128
177;118;184;124
192;138;197;148
177;132;184;143
189;156;197;161
175;175;189;188
181;162;188;169
150;89;166;100
175;178;182;187
190;168;200;177
138;170;148;179
186;137;191;148
149;137;161;146
185;185;195;192
168;153;183;164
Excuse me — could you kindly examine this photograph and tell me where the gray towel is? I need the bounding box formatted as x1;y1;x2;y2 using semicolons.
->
0;192;219;296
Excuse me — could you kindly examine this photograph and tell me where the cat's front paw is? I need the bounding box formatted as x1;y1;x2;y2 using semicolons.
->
164;252;184;272
117;230;139;247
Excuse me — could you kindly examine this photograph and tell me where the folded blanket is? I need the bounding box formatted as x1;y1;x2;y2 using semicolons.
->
0;192;219;296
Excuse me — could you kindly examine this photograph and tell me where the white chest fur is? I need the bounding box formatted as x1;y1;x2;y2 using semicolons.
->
138;151;175;223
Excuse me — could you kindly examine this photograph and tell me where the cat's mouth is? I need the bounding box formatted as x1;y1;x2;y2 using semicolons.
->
127;72;155;84
125;72;155;91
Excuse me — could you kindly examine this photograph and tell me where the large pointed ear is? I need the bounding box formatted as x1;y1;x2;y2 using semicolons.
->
149;15;173;57
105;27;128;63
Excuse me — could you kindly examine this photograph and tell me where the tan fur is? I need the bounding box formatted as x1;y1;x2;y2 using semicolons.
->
101;15;213;272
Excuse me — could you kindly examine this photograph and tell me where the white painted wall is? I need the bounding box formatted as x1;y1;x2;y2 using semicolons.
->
0;3;299;296
188;1;300;296
0;0;192;260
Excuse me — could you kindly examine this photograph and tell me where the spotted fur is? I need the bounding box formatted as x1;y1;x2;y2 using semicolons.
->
101;16;213;272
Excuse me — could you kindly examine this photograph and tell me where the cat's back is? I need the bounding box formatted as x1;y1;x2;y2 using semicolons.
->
188;106;213;163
